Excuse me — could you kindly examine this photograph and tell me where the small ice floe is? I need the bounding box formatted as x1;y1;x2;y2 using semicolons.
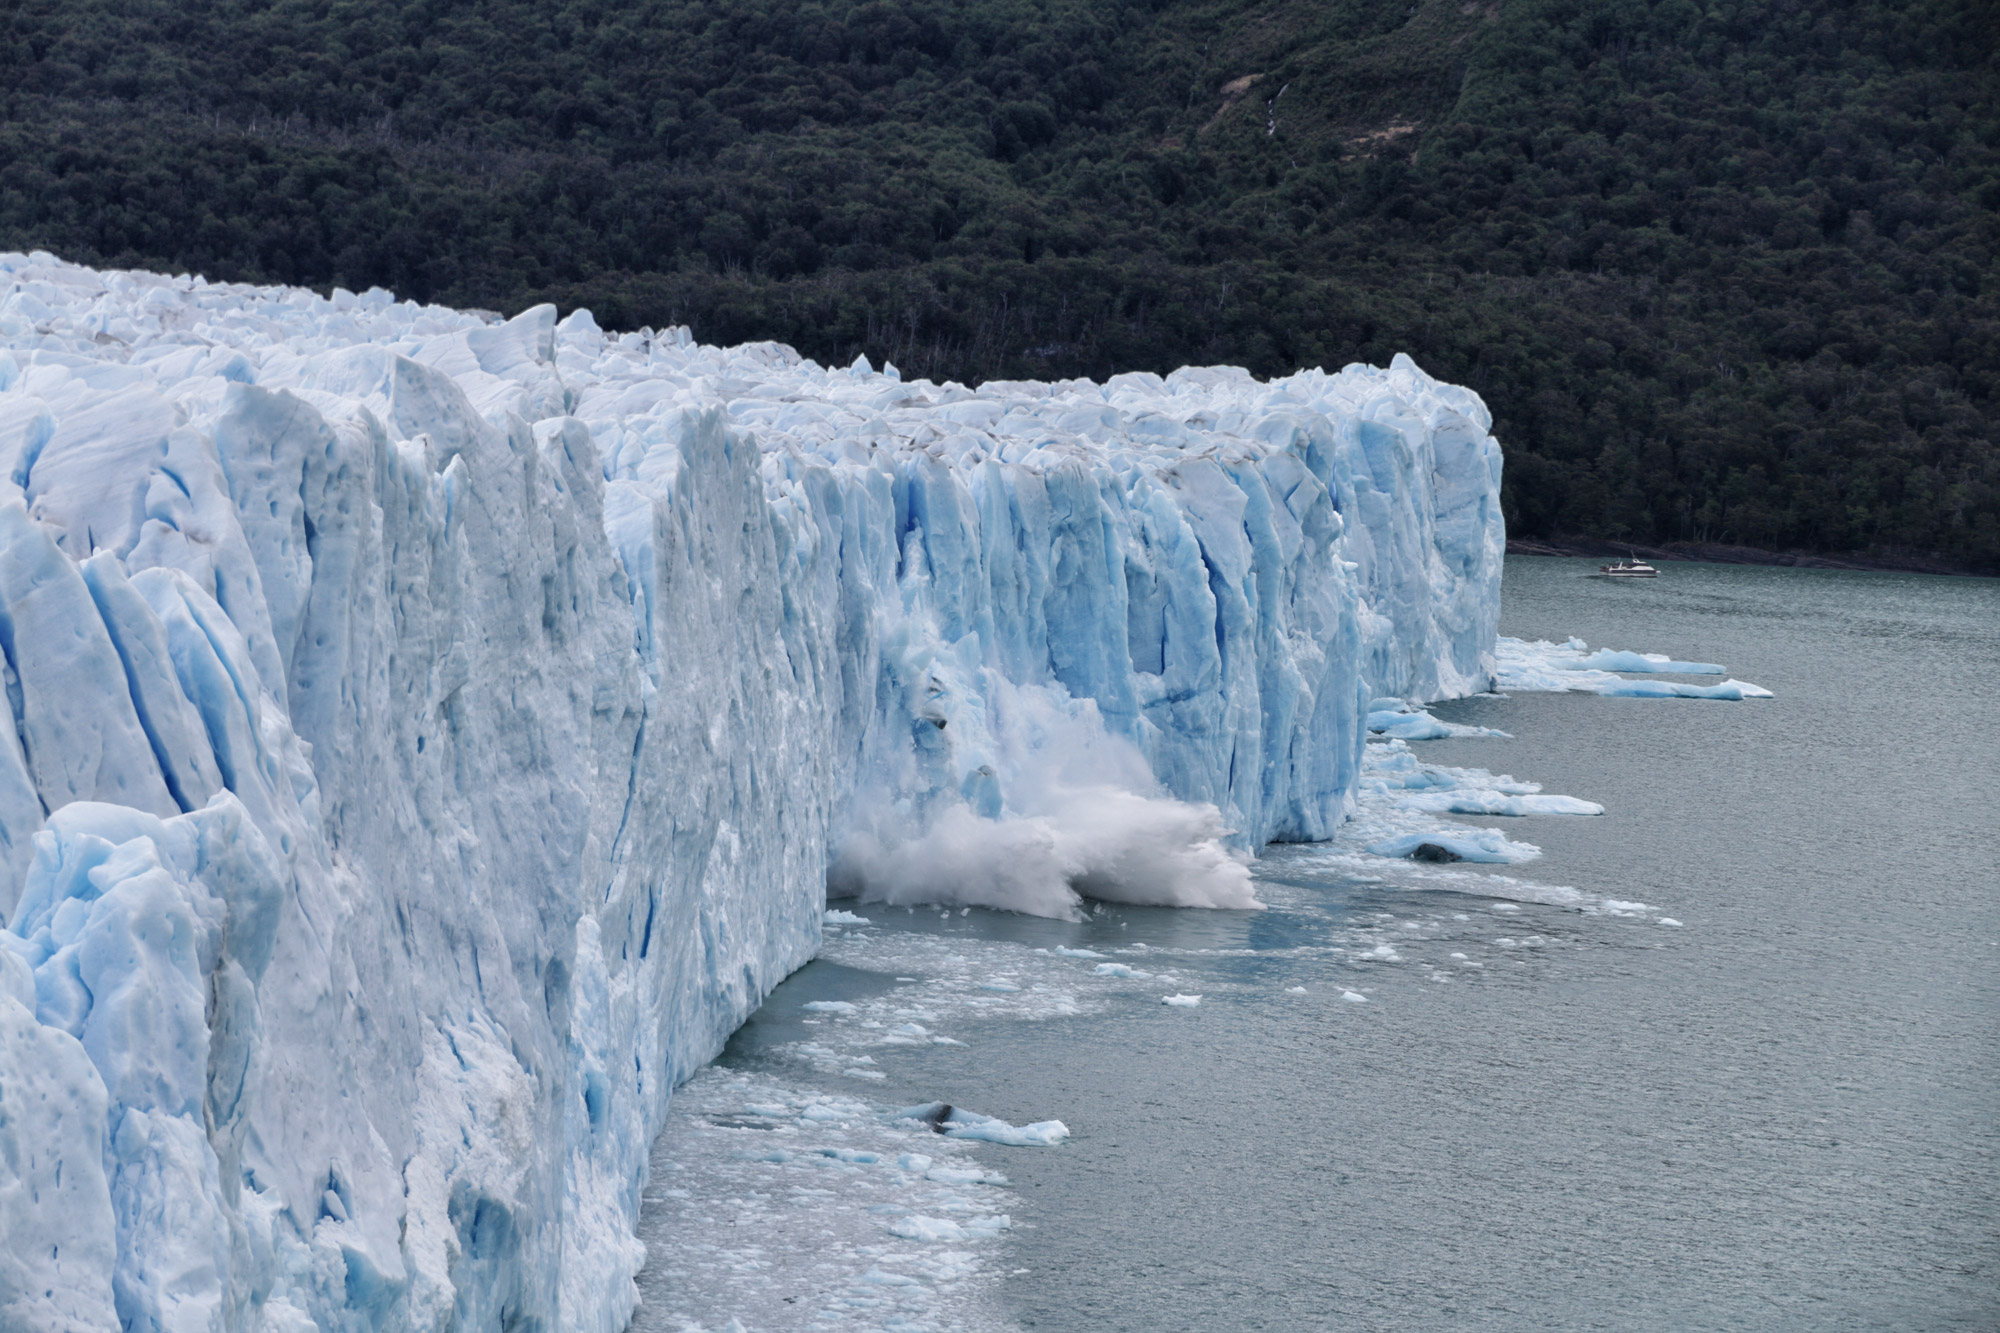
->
1161;993;1203;1007
1357;944;1403;963
1495;636;1772;699
1341;991;1369;1003
1365;700;1511;740
924;1164;1009;1186
1285;986;1308;994
813;1147;883;1165
825;909;873;925
1092;962;1151;978
1359;745;1603;817
804;999;859;1014
1658;917;1685;927
1367;829;1540;865
889;1212;1012;1242
978;979;1020;993
1398;790;1604;817
891;1102;1070;1146
1051;945;1107;959
1579;648;1725;674
1600;677;1772;699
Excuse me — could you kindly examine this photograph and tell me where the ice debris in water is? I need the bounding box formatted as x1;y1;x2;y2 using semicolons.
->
1579;648;1724;673
638;1070;1019;1332
891;1103;1070;1147
1161;993;1204;1007
889;1213;1011;1243
1496;636;1772;698
0;252;1501;1329
1361;743;1604;818
1365;829;1540;865
1342;991;1370;1003
1366;699;1511;740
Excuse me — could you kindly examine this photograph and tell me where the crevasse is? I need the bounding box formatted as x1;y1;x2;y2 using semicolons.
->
0;254;1501;1332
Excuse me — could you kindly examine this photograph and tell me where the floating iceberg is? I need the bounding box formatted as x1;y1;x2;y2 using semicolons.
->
1496;636;1772;698
889;1103;1070;1146
1578;648;1723;674
1364;828;1542;864
1365;701;1511;740
1359;747;1604;818
0;253;1502;1330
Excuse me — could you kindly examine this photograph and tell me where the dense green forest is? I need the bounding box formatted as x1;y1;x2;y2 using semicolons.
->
2;0;1995;568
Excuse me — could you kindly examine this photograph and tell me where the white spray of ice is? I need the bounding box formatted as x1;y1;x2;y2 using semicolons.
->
829;686;1259;917
831;788;1257;919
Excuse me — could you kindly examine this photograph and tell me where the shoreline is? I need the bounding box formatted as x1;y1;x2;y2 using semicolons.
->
1505;537;1984;578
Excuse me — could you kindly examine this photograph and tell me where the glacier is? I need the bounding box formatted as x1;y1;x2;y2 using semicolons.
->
0;252;1502;1332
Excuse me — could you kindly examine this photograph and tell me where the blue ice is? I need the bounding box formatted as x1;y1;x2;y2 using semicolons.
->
0;252;1504;1329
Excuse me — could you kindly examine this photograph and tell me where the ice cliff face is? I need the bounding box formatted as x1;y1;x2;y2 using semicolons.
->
0;254;1501;1332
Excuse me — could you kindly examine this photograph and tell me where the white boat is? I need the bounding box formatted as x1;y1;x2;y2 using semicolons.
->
1596;558;1658;578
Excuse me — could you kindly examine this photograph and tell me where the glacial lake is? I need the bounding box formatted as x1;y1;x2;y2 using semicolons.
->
633;556;1998;1332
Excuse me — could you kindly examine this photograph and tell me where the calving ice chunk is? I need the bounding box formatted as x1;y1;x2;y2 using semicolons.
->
0;253;1502;1331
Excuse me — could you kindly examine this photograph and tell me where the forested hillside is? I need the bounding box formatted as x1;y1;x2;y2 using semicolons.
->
3;0;1995;569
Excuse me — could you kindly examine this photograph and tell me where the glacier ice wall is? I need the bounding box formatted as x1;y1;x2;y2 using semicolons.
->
0;253;1501;1332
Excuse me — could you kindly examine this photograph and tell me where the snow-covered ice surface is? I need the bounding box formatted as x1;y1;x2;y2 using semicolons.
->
0;253;1502;1330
